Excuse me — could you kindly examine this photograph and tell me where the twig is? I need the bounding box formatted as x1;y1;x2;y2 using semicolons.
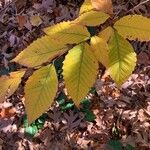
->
128;0;150;13
114;0;150;19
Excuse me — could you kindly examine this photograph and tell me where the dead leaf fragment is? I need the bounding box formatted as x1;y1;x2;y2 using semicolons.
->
17;15;27;29
91;0;113;14
30;15;42;27
0;107;16;118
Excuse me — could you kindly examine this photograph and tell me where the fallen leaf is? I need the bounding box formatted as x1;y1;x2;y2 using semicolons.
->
137;51;150;65
0;107;16;118
17;15;27;29
30;15;42;27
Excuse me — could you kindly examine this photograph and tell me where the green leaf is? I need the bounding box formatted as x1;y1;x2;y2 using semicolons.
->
23;115;39;137
82;109;96;122
89;87;97;95
61;103;74;111
63;43;98;105
126;144;135;150
57;92;67;106
57;92;74;111
108;31;137;86
81;98;91;109
107;140;123;150
25;64;58;124
25;126;38;137
114;15;150;41
13;36;68;68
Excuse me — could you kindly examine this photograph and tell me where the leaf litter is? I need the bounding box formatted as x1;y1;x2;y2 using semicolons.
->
0;0;150;149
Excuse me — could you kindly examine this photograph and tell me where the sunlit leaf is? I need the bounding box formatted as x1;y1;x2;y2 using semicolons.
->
25;64;58;124
13;36;68;67
79;0;94;14
114;15;150;41
63;43;98;105
108;31;137;86
98;26;113;42
0;70;25;103
75;10;110;26
44;21;90;44
90;36;109;67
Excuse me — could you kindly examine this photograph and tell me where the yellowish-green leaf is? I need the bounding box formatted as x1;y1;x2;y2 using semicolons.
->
44;21;90;44
63;43;98;105
98;26;113;42
108;31;137;86
91;0;113;14
0;70;25;103
74;10;109;26
90;36;109;67
13;36;68;68
25;64;58;124
114;15;150;41
79;0;94;15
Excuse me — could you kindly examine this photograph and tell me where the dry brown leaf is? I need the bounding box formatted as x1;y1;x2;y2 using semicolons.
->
137;51;150;65
91;0;113;14
112;89;120;98
0;107;16;118
15;0;27;13
17;15;27;29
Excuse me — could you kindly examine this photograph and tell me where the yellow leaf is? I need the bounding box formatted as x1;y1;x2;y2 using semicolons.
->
114;15;150;41
91;0;113;14
98;26;113;42
63;43;98;105
25;64;58;124
44;21;90;45
90;36;109;67
0;71;25;103
12;36;68;67
79;0;94;15
108;31;137;86
74;10;109;26
30;15;42;26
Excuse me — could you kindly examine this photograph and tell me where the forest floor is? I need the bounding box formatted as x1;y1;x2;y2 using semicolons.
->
0;0;150;150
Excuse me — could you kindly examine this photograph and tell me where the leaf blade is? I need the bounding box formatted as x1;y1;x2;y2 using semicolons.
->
13;36;68;67
98;26;113;42
79;0;94;15
0;70;25;103
108;31;137;86
63;43;98;105
44;21;90;45
25;64;58;124
114;15;150;41
75;10;110;26
90;36;109;67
